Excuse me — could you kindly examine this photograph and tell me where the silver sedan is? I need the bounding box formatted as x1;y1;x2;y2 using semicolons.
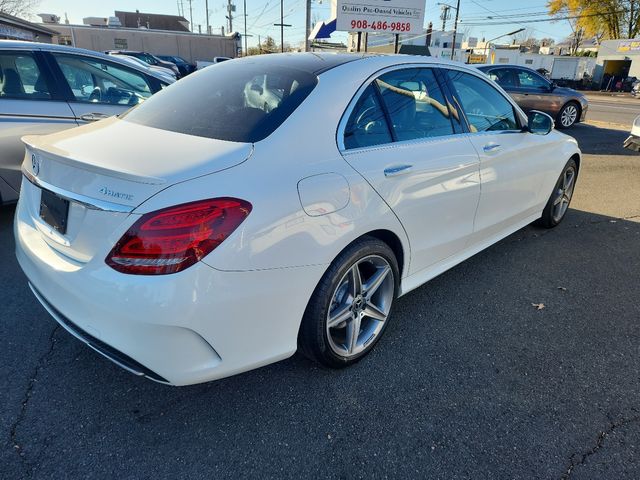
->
0;40;170;204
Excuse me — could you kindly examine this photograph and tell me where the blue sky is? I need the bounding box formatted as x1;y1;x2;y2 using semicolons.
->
34;0;573;47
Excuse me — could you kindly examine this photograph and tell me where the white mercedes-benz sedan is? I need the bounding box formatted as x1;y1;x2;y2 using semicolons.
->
15;53;581;385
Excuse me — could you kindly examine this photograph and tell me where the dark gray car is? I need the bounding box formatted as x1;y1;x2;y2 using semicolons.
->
477;64;588;129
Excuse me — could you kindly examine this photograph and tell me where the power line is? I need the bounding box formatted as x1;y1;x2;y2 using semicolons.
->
461;0;556;36
462;11;560;21
460;9;629;26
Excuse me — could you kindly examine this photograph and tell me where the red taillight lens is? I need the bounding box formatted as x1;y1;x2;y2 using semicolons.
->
106;198;252;275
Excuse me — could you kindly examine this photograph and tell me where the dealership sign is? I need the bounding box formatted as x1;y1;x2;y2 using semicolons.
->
618;40;640;52
334;0;426;35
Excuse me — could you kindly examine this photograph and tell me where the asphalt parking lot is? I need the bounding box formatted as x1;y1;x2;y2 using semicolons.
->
1;116;640;479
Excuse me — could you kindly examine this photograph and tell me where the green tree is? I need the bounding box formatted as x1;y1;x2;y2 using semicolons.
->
548;0;640;40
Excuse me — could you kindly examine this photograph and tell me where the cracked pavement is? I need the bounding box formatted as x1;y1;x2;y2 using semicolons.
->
1;120;640;479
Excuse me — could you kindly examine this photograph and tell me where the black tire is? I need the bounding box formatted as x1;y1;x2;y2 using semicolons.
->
556;101;580;129
535;158;578;228
298;236;399;368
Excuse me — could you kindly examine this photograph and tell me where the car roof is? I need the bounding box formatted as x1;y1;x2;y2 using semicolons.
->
225;52;377;74
225;52;497;76
0;40;169;82
106;50;146;54
475;64;537;71
0;39;116;57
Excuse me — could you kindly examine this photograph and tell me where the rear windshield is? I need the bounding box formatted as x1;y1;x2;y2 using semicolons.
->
122;59;318;143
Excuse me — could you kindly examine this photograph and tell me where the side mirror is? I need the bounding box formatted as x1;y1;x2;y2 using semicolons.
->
527;110;554;135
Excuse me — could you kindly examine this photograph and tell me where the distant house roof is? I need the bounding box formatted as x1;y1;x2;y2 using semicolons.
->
114;10;190;32
399;44;431;56
0;11;59;37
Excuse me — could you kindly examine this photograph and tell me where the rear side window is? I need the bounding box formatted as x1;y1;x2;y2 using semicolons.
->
0;52;51;100
122;60;318;143
344;84;392;150
487;68;517;88
447;70;519;133
375;68;453;141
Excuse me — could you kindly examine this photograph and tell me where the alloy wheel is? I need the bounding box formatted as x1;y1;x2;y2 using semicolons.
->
552;165;576;222
326;255;395;358
560;104;578;127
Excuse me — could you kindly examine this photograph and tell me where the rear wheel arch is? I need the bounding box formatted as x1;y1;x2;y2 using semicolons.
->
309;228;407;311
570;152;581;171
364;229;406;279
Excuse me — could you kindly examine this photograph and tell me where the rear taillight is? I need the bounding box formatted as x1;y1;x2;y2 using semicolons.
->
106;198;252;275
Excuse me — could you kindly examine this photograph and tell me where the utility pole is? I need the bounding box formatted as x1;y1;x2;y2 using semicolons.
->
450;0;460;61
305;0;311;52
227;0;234;33
280;0;284;52
205;0;209;34
244;0;248;54
273;0;292;52
188;0;193;32
440;5;449;31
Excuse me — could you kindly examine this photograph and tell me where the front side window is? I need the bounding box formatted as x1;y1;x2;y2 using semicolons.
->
53;53;152;106
375;68;454;141
447;70;519;133
517;70;549;89
344;84;392;150
0;52;50;100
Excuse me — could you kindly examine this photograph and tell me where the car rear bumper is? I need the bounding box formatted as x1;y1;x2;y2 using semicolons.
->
15;194;326;385
624;134;640;152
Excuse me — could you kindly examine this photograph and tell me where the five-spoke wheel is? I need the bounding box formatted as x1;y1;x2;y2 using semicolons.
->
298;237;399;367
326;255;394;358
536;158;578;228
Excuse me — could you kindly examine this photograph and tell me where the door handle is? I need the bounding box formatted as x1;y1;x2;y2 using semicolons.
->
483;143;501;153
384;164;413;177
80;112;111;122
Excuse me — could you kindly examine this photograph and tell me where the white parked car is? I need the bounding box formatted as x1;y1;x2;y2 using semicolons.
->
15;54;581;385
624;115;640;151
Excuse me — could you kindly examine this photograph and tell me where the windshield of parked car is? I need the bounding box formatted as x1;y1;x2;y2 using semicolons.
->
122;59;318;142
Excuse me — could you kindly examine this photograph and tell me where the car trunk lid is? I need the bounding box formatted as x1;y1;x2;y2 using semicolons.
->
19;117;253;263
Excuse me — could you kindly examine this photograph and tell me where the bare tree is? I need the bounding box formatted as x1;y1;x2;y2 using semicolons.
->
0;0;41;19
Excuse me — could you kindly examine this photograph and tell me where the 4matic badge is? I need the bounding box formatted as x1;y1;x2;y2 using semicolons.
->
99;186;134;202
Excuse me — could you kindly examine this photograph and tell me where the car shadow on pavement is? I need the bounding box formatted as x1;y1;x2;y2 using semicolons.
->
566;124;636;156
2;205;640;479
